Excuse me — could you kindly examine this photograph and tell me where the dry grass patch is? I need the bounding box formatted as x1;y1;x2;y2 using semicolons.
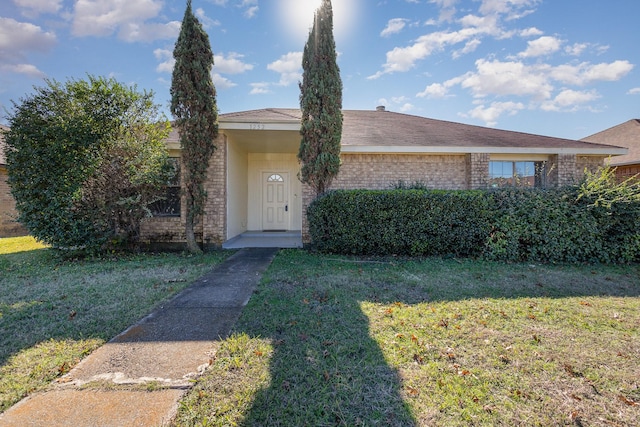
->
174;250;640;426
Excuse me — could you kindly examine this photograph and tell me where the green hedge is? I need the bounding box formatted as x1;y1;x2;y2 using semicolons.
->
307;190;493;257
307;188;640;263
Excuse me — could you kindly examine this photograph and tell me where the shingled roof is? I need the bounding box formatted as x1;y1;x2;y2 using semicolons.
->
217;108;624;155
581;119;640;166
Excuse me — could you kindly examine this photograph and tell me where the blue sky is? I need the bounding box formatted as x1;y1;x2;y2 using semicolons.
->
1;0;638;139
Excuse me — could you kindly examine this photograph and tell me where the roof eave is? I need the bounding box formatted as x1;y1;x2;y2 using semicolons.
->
220;122;300;131
340;146;628;155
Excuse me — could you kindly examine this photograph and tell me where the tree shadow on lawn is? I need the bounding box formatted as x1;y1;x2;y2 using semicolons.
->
231;251;640;426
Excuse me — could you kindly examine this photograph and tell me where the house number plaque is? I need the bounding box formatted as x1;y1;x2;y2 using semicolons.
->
249;123;265;130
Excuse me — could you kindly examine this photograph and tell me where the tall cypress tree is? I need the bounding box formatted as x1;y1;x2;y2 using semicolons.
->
298;0;343;197
170;0;218;253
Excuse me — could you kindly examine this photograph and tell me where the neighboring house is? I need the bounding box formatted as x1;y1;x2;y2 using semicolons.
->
581;119;640;181
0;125;28;237
140;107;626;248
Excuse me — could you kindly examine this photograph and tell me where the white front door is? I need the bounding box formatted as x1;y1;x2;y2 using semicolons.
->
262;172;289;230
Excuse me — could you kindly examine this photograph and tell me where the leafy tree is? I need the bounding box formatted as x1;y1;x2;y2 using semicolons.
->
298;0;343;197
170;0;218;253
5;76;172;252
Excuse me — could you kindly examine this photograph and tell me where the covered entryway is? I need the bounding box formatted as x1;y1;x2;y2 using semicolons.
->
218;109;303;248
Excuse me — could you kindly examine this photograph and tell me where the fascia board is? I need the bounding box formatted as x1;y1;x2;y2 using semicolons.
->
220;122;300;131
340;145;628;156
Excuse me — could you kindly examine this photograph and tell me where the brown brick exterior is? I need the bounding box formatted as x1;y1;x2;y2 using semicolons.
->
142;139;610;246
140;135;227;249
332;154;468;190
202;135;227;247
467;153;490;189
545;154;606;187
613;164;640;181
0;167;28;237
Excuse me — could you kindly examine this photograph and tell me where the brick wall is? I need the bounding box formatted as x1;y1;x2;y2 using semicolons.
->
301;153;469;242
555;154;578;186
614;164;640;182
0;168;28;237
332;153;468;190
549;154;606;187
467;153;490;189
202;135;227;246
140;135;227;248
577;155;606;176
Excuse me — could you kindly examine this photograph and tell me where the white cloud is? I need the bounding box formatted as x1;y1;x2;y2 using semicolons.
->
237;0;258;18
540;89;600;112
267;52;303;86
565;43;588;56
13;0;62;16
417;83;449;98
72;0;179;42
118;21;181;42
0;63;46;78
250;82;271;95
519;27;543;37
479;0;540;19
452;39;481;58
429;0;458;22
212;73;236;89
550;60;634;86
392;96;411;104
370;0;548;79
370;7;512;79
467;101;525;127
244;6;259;18
381;18;408;37
154;48;174;73
399;103;415;112
518;36;562;58
195;8;221;28
0;17;56;62
460;59;553;100
215;52;253;74
628;88;640;95
369;29;474;78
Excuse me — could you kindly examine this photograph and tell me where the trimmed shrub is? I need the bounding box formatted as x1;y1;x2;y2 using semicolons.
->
483;189;603;263
307;182;640;263
307;189;493;257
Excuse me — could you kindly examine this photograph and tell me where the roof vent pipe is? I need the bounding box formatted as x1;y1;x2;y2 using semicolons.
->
376;105;386;112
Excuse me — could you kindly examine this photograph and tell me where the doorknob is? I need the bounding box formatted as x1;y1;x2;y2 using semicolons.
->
285;204;288;212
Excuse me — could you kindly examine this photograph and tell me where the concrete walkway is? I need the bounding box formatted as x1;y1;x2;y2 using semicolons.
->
0;247;278;427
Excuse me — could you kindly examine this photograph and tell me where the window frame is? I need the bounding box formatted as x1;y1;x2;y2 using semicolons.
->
489;160;547;188
150;157;181;218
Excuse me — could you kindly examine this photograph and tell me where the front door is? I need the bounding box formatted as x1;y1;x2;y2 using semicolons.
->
262;172;289;230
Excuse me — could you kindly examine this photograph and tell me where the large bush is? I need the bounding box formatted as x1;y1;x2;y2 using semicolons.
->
307;171;640;263
308;189;493;256
5;76;173;252
483;189;603;263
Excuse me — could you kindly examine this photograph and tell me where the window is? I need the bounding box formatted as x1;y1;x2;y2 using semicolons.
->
151;158;181;217
267;174;284;182
489;161;547;188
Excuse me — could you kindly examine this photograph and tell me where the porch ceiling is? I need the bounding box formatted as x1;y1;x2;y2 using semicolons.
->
224;129;299;153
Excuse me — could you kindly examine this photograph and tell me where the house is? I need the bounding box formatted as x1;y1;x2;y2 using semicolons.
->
0;125;28;237
581;119;640;181
140;107;626;249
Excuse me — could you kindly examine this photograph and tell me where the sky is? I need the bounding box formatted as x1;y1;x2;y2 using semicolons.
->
1;0;638;140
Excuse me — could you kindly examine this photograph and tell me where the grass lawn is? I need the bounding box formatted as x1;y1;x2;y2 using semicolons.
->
0;236;230;412
174;250;640;427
